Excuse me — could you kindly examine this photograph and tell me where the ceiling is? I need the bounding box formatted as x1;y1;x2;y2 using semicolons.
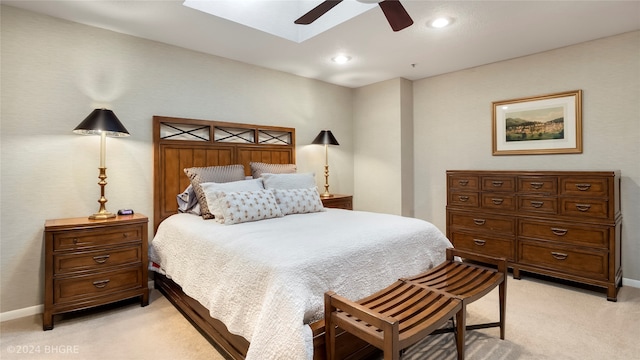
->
4;0;640;88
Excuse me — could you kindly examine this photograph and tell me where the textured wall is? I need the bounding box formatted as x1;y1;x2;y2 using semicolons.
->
413;31;640;282
0;6;354;314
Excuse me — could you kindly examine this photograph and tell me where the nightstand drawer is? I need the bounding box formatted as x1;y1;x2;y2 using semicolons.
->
53;225;142;251
519;219;608;248
54;246;142;274
560;177;609;197
517;176;557;194
560;198;609;219
482;176;516;192
54;267;143;304
518;196;557;215
481;193;515;211
448;192;479;208
518;240;608;280
448;175;479;191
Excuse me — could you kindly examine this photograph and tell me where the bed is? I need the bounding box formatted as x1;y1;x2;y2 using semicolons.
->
150;116;452;360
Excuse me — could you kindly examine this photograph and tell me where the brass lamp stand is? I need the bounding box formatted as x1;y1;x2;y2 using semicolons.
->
312;130;339;198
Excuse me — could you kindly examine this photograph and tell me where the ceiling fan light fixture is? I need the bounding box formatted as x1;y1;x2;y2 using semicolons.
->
429;17;453;28
331;54;351;64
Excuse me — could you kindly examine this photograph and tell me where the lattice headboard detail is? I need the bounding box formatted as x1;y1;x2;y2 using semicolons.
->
153;116;296;231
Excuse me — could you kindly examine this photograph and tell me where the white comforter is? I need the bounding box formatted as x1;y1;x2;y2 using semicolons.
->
149;209;452;360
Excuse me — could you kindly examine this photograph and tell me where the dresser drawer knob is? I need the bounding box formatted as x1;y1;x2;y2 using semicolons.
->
458;180;469;186
491;198;504;205
473;239;486;246
492;181;503;187
92;279;110;289
73;238;79;244
92;255;110;264
530;200;544;208
551;252;568;260
123;233;129;238
575;204;591;212
575;183;592;191
458;195;469;202
473;219;486;226
530;182;544;189
551;228;568;236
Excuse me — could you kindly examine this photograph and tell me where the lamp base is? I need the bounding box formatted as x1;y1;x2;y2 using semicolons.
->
89;211;116;220
320;193;334;198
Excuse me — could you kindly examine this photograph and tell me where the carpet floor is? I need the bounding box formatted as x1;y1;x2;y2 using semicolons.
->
1;275;639;359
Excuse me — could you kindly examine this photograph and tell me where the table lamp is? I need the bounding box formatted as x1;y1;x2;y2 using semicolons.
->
312;130;339;198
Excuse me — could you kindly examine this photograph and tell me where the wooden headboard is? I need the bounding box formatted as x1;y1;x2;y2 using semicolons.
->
153;116;296;231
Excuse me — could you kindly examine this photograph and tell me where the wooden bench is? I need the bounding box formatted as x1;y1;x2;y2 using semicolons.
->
325;280;464;360
324;248;507;360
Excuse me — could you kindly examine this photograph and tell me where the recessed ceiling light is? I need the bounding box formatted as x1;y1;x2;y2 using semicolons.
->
332;55;352;64
429;17;453;28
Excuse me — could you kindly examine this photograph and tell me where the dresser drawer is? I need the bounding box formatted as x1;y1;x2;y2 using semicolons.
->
519;219;608;248
518;176;557;194
518;240;608;280
54;267;143;304
481;176;516;192
449;211;515;236
448;192;479;208
53;225;142;251
450;232;514;261
481;193;515;211
518;196;557;215
560;198;609;219
448;175;479;191
560;177;609;197
54;246;142;275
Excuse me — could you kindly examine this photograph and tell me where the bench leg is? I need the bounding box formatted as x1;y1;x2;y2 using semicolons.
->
324;292;337;360
455;309;466;360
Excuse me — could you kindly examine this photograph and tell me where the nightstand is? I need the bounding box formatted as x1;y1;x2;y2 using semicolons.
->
43;214;149;330
321;194;353;210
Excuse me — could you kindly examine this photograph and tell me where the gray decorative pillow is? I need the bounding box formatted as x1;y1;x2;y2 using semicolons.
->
262;173;316;190
215;189;283;225
177;184;201;215
273;187;325;215
250;162;296;178
184;165;246;219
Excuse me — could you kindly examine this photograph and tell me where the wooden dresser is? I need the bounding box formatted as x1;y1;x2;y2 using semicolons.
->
43;214;149;330
446;170;622;301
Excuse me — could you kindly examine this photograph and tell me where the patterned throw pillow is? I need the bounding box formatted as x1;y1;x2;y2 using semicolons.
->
184;165;245;219
273;187;325;215
216;189;283;225
201;178;264;220
250;162;296;178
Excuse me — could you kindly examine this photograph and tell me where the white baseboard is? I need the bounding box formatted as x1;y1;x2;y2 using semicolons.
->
1;278;637;323
0;280;155;323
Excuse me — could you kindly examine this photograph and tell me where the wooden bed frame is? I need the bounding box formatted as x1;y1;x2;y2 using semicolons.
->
152;116;376;360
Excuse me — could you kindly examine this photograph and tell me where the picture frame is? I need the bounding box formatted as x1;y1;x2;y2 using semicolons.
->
492;90;582;155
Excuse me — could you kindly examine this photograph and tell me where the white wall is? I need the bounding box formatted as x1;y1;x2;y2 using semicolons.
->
413;31;640;282
0;6;354;313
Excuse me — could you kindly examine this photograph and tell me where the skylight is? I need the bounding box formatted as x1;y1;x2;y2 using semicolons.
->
183;0;377;43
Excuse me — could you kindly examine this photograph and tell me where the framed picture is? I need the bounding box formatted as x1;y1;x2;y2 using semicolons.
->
492;90;582;155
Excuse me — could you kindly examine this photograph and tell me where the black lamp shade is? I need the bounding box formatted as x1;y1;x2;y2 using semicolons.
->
73;109;129;137
312;130;339;145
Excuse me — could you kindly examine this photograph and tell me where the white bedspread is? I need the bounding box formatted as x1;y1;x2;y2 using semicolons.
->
149;209;452;360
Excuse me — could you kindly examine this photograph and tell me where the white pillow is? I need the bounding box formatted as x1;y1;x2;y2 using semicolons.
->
201;178;264;219
215;189;283;225
273;187;325;215
262;173;315;190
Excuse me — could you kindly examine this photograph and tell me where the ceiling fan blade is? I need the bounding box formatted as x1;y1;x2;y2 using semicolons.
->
378;0;413;32
295;0;343;25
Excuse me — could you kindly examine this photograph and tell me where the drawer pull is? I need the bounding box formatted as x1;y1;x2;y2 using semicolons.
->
123;233;129;238
73;238;79;244
473;219;486;226
550;228;568;236
458;195;469;202
92;279;110;289
458;180;469;186
551;252;568;260
492;181;503;187
473;239;486;246
491;198;504;205
530;200;544;208
575;183;591;191
530;182;544;189
575;204;591;212
92;255;110;264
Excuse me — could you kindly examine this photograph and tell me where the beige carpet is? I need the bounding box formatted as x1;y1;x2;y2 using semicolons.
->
1;275;639;360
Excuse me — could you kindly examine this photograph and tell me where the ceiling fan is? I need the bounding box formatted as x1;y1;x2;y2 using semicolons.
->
295;0;413;32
